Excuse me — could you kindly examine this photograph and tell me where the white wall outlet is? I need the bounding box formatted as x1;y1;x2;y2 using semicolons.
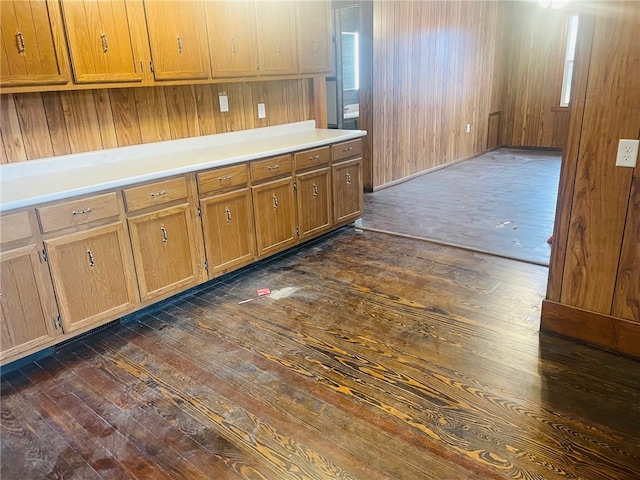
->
257;103;266;119
219;92;229;112
466;123;471;133
615;139;639;168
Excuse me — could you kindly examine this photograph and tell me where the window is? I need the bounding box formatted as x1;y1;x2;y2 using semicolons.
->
560;14;579;107
341;32;359;91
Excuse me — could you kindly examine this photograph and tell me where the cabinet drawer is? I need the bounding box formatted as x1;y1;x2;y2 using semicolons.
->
250;155;293;184
37;192;121;233
332;139;362;162
197;164;249;196
1;211;33;245
123;177;188;213
294;146;330;171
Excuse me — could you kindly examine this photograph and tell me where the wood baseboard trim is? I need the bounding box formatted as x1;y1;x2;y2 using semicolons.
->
541;300;640;359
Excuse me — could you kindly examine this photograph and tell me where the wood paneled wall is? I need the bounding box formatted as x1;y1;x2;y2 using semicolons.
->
542;0;640;358
0;79;314;164
363;0;500;189
500;2;571;149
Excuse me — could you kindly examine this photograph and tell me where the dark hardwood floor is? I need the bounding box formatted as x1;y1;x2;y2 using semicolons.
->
2;228;639;479
362;148;561;266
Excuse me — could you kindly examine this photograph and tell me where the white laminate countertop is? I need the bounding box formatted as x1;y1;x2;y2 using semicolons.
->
0;121;366;212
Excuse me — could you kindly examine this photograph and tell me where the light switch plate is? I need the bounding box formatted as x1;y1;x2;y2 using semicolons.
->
219;93;229;113
615;139;639;168
257;103;266;119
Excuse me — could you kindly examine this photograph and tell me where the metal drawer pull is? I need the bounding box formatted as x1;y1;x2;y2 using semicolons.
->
177;36;183;54
343;146;354;152
101;33;109;53
231;37;237;53
218;175;233;182
225;207;232;223
346;173;352;185
16;32;25;53
267;164;280;171
313;41;319;54
150;190;167;197
87;249;95;267
72;207;93;215
161;225;168;243
313;183;318;197
273;195;278;209
310;155;321;161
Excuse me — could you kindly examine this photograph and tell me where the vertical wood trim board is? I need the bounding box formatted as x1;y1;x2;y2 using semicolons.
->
0;79;315;164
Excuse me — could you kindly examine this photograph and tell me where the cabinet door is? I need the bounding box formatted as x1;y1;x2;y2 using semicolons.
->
0;244;58;364
201;188;256;277
128;204;199;301
256;0;297;75
296;167;332;240
252;177;297;257
332;158;363;224
45;223;138;333
143;0;210;81
205;1;258;78
296;1;331;74
60;0;143;83
0;0;70;87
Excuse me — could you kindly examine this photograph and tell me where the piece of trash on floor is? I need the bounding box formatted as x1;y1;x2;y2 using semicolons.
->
513;239;521;247
269;286;299;300
512;224;518;230
238;288;271;304
495;221;512;228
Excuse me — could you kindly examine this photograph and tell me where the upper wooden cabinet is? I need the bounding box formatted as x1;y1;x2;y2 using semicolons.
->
205;1;259;78
143;0;210;81
296;1;332;74
60;0;144;84
255;0;298;75
0;0;70;87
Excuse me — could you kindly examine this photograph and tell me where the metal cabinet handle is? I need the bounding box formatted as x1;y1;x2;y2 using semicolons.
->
101;33;109;53
313;183;318;197
150;190;167;197
72;207;93;215
346;172;352;185
87;249;95;267
231;37;237;53
225;207;232;223
218;175;232;182
267;164;280;171
310;155;321;161
177;36;183;54
160;225;168;243
16;32;25;53
343;146;354;152
273;194;278;209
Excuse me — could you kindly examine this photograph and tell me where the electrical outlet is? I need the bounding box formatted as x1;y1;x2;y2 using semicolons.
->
257;103;266;119
219;92;229;112
615;139;639;168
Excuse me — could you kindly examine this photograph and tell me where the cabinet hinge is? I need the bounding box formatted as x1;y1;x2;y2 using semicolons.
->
293;181;297;191
197;207;202;217
256;60;260;71
54;316;62;330
204;261;209;271
40;248;48;263
150;60;155;73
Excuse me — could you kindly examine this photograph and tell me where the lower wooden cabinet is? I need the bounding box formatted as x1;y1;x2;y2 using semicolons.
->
200;188;256;277
0;243;59;363
333;157;363;224
296;167;332;240
127;204;200;301
44;222;138;333
252;177;297;257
